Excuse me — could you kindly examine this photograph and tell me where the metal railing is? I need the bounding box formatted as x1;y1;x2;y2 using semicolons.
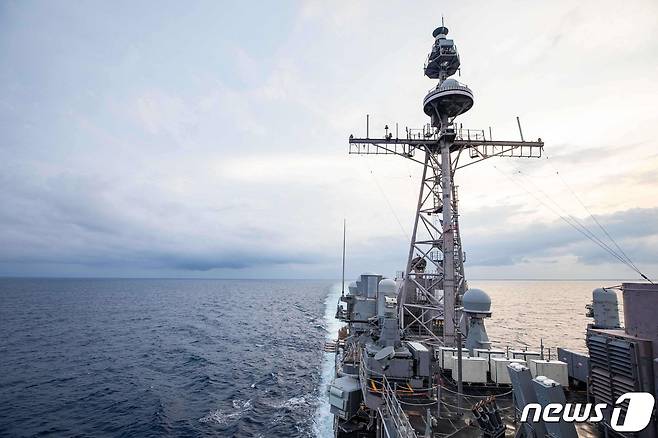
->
405;127;485;142
348;141;419;156
358;349;417;438
379;374;418;438
456;128;486;141
358;348;370;399
425;79;472;96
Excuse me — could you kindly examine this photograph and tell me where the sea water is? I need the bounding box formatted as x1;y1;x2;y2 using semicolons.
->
0;278;618;436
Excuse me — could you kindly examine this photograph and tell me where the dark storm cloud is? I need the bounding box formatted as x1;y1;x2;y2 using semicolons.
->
0;168;326;274
145;250;325;272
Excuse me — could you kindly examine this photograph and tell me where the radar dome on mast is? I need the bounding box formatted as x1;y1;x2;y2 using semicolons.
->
423;78;473;122
423;23;473;127
463;288;493;354
462;288;492;315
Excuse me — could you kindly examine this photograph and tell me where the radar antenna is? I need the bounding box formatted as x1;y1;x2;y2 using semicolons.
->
348;24;544;348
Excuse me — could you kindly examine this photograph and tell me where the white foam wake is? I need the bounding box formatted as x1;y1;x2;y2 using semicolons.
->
199;399;252;425
313;282;344;437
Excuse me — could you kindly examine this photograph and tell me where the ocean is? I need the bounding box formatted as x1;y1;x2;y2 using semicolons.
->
0;278;619;437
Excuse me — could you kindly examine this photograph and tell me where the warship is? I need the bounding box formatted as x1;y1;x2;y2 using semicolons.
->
326;22;658;438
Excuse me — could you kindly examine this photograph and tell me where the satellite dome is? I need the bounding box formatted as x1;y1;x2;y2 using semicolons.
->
462;288;492;314
378;279;397;295
423;79;474;119
593;287;617;303
440;78;460;89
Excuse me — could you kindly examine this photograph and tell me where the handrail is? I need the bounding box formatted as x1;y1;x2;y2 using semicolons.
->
380;374;418;438
426;80;472;95
358;349;418;438
358;348;369;399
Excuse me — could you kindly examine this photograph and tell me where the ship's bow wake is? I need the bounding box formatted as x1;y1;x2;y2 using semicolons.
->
313;282;344;437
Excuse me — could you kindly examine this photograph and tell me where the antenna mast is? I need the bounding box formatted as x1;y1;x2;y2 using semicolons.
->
347;23;543;347
341;219;346;296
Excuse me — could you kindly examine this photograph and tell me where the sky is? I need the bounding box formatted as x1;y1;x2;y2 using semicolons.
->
1;0;657;280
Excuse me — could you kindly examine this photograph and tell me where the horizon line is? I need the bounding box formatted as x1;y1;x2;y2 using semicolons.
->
0;276;639;282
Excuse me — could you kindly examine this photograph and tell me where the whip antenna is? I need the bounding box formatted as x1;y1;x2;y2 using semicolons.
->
341;219;346;296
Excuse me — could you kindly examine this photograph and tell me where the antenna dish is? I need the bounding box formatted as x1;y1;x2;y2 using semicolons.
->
432;26;449;38
374;345;396;361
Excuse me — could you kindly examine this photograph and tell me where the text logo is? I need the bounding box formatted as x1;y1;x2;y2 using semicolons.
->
520;392;655;432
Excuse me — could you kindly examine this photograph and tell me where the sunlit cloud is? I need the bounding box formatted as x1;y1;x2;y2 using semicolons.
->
1;1;657;279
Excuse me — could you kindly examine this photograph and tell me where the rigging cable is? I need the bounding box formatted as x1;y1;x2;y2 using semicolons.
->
514;168;633;265
369;168;410;242
543;154;652;283
493;165;653;282
512;168;644;275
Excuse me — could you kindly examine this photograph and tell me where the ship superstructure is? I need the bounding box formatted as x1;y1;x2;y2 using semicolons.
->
347;24;542;350
329;22;544;437
327;21;657;438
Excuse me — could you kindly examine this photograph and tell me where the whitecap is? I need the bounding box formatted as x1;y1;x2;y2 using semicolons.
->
199;399;252;425
232;399;252;409
266;395;311;410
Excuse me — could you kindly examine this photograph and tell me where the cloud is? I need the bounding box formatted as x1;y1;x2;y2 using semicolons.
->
1;1;657;278
463;207;658;268
0;164;329;273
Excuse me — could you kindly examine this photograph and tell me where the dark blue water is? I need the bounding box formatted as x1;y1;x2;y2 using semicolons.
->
0;278;335;437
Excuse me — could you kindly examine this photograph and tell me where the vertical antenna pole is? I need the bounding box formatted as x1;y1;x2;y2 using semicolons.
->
516;116;525;142
341;219;346;296
488;126;492;141
366;114;370;139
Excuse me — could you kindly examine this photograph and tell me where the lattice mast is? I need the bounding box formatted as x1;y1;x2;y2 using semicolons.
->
348;24;543;347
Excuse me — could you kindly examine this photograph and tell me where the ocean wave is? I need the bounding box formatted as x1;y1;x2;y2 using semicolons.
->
198;399;253;425
1;278;335;437
265;394;313;410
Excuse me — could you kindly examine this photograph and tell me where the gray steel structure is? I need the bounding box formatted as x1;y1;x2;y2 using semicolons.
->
330;22;546;438
586;283;658;438
331;19;657;438
348;25;543;349
525;283;658;438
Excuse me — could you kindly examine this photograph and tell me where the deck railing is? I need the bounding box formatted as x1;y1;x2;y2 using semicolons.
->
380;374;418;438
358;349;417;438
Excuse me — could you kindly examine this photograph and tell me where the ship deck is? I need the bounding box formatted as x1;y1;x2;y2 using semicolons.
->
391;386;599;437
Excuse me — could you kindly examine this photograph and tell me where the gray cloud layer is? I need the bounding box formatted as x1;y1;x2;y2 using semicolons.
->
462;207;658;267
1;1;657;278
